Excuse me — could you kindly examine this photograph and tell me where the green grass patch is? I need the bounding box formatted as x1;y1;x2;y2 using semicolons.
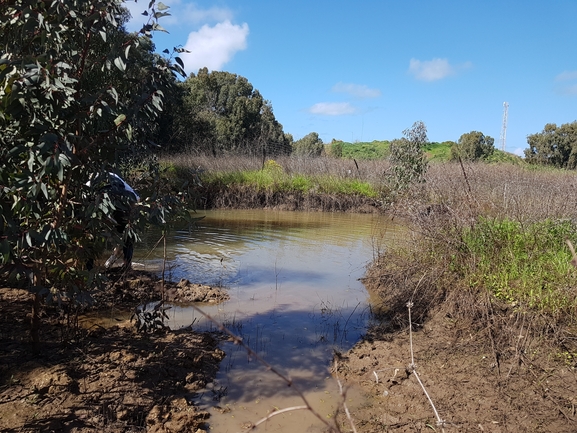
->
340;140;390;160
457;217;577;315
423;141;453;162
200;166;380;198
485;149;525;164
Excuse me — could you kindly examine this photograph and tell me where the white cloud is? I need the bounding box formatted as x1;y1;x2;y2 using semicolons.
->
177;2;233;24
513;147;525;157
180;20;249;73
309;102;357;116
555;70;577;81
332;82;381;99
556;83;577;96
554;70;577;96
408;58;471;82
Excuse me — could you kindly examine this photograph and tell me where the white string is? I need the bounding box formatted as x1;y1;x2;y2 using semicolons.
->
407;301;446;431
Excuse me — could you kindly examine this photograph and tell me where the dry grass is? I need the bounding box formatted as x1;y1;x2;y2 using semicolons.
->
161;154;391;186
421;162;577;222
160;154;391;211
163;155;577;222
367;161;577;356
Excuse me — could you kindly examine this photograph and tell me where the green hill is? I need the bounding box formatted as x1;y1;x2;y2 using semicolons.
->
338;140;390;160
331;139;524;164
423;141;454;162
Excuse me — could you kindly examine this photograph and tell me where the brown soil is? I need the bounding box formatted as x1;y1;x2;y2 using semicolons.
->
336;287;577;432
0;270;228;433
199;185;382;213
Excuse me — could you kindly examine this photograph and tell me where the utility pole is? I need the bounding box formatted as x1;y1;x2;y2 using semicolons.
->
500;102;509;151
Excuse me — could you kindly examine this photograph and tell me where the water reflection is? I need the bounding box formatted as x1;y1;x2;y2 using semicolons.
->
138;209;401;432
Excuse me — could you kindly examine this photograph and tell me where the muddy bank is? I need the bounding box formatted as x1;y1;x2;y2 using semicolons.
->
89;270;229;308
197;184;382;213
336;273;577;432
0;271;228;433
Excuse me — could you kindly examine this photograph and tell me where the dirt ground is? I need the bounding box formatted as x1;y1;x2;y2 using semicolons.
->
336;302;577;432
0;270;228;433
2;269;577;433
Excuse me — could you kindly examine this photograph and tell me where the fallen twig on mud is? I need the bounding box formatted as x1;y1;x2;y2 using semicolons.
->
372;367;405;385
248;405;309;430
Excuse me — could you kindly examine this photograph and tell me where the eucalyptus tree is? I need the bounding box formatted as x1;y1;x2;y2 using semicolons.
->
292;132;324;157
524;121;577;168
328;139;344;158
388;121;429;192
450;131;495;161
0;0;185;341
175;68;291;156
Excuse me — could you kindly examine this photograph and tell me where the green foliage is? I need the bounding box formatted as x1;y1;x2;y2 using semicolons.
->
292;132;324;157
327;178;378;197
326;139;344;158
485;149;525;164
387;121;429;192
200;166;379;197
173;68;291;156
0;1;185;304
340;140;390;160
450;131;495;161
262;159;284;175
332;139;519;164
423;141;455;162
524;121;577;168
458;218;577;314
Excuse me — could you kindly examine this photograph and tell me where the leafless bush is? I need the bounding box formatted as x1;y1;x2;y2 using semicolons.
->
416;162;577;223
369;161;577;354
362;246;449;331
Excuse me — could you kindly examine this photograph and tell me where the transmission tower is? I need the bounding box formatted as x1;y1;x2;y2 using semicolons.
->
499;102;509;151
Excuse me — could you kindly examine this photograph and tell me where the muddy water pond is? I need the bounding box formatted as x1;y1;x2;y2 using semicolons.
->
139;209;401;432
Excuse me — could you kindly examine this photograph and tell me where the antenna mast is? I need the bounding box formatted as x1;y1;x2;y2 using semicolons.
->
500;102;509;151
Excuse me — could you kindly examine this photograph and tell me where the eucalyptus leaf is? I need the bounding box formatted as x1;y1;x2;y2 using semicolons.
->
113;57;126;72
114;113;126;126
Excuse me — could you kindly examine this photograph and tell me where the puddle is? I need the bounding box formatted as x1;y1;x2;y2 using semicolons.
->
137;209;401;431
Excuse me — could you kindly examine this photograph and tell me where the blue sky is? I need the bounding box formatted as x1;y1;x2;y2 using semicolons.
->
125;0;577;156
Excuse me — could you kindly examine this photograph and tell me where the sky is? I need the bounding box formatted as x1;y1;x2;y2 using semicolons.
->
124;0;577;156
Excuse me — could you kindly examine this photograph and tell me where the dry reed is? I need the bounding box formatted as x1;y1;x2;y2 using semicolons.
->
368;160;577;363
421;162;577;223
162;153;391;186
